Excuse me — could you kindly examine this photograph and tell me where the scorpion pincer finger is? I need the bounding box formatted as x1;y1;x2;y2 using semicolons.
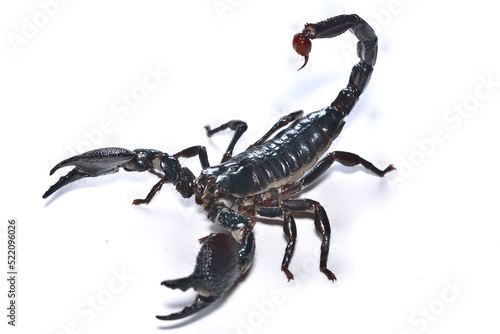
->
156;295;218;321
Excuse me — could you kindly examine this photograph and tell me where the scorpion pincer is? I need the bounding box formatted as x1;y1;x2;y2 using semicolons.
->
44;14;395;320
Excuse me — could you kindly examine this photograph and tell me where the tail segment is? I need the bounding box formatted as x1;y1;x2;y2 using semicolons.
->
293;14;377;116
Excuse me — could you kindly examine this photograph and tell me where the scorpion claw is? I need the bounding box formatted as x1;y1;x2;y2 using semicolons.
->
282;268;295;281
321;268;337;282
43;148;137;198
157;232;255;320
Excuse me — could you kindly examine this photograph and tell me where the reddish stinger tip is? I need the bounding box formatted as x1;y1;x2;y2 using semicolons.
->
293;32;312;70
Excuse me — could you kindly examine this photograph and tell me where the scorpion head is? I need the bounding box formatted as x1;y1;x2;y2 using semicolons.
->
199;161;259;198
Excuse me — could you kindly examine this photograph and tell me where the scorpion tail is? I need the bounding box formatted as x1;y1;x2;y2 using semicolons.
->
293;14;377;117
157;232;255;320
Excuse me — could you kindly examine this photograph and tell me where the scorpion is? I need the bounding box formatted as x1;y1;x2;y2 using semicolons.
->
43;14;395;320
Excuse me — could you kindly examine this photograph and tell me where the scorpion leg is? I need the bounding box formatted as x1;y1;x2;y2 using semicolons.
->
256;207;297;281
247;110;304;149
301;151;395;187
205;120;248;163
157;231;255;320
204;110;304;163
173;145;210;169
281;212;297;281
282;151;395;196
132;176;168;205
134;145;210;204
281;198;336;281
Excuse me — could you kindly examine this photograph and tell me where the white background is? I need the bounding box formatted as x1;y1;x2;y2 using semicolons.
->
1;0;499;333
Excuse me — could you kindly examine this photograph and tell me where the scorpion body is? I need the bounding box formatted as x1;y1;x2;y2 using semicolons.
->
44;14;394;320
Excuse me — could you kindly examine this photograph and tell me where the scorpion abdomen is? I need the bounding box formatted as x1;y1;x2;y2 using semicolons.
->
205;106;345;197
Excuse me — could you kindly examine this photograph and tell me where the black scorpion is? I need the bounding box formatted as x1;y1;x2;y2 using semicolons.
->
44;14;395;320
